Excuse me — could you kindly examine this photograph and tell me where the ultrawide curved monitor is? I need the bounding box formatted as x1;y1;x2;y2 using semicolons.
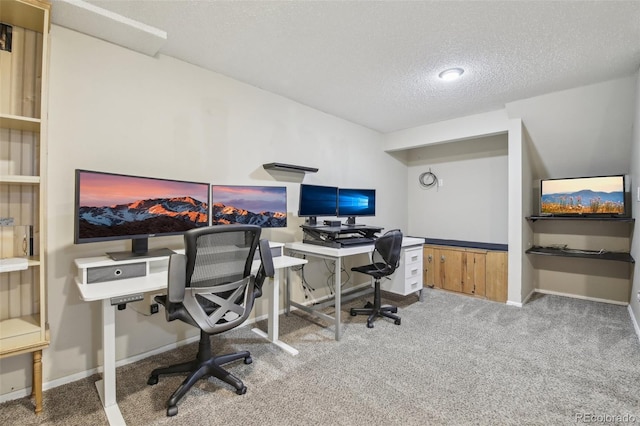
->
74;169;210;259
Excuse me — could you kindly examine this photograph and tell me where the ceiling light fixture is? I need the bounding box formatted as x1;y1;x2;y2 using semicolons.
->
438;67;464;81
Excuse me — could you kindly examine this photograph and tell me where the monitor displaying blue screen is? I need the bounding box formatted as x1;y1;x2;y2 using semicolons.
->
298;184;338;217
337;188;376;217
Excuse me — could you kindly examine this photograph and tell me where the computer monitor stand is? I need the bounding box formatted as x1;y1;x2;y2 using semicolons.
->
343;216;360;227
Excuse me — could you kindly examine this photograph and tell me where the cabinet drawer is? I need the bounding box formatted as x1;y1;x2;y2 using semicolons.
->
405;262;422;279
404;247;422;265
404;277;422;293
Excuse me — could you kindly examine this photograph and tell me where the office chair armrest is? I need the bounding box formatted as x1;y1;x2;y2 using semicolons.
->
167;253;187;303
254;239;275;298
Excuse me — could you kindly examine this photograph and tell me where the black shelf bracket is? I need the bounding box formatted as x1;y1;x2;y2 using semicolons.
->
263;163;318;173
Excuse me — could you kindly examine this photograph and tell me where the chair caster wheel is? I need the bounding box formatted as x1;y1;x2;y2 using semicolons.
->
147;375;158;386
236;385;247;395
394;319;401;325
390;307;398;313
367;322;374;328
350;309;357;316
167;405;178;417
244;356;252;365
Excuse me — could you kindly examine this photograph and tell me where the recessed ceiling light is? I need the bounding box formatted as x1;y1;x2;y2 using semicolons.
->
438;68;464;81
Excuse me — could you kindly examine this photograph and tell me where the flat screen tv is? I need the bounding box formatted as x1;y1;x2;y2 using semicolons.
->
211;185;287;227
540;175;625;217
337;188;376;225
298;184;338;225
74;169;210;260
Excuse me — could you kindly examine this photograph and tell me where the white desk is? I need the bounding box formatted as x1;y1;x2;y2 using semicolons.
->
75;250;306;426
285;237;424;341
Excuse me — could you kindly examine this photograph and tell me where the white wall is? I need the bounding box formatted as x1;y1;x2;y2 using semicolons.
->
405;134;508;243
0;26;408;397
630;70;640;336
520;127;535;303
506;76;636;180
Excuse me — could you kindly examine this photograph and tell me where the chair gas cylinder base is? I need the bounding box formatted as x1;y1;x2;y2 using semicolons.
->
350;281;401;328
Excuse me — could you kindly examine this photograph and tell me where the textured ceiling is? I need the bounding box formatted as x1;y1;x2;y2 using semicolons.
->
51;0;640;133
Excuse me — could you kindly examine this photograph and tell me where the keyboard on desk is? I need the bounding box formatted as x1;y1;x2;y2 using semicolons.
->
336;237;376;247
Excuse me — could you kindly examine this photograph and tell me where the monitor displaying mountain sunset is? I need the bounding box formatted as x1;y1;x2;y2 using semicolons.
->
75;171;209;241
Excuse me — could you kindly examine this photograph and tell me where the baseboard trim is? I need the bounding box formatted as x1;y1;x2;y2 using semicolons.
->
629;305;640;345
506;288;535;308
534;289;629;306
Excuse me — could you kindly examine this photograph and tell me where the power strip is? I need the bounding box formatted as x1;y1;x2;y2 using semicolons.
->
110;293;144;306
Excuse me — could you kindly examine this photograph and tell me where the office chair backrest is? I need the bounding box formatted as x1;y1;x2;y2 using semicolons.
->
373;229;403;274
185;225;258;288
167;225;272;334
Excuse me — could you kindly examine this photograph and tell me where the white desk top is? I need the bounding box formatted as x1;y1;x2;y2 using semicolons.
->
285;236;424;257
75;255;306;302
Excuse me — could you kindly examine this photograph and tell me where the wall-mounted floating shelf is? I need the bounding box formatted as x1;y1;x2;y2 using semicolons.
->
263;163;318;173
526;216;634;223
525;246;634;263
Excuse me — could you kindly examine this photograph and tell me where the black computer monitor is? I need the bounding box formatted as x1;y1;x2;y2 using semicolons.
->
298;184;338;225
337;188;376;225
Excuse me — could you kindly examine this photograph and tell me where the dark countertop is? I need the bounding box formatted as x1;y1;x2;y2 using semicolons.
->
420;238;508;252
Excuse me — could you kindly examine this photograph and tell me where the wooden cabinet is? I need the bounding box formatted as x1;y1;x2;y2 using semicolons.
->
0;0;50;415
463;250;486;297
437;248;464;292
485;251;507;302
423;244;507;302
423;246;436;288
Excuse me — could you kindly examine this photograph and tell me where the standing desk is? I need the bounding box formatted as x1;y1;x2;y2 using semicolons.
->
285;236;424;341
74;249;306;426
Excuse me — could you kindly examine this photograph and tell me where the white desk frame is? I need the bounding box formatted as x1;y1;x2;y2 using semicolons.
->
75;250;306;426
285;237;424;341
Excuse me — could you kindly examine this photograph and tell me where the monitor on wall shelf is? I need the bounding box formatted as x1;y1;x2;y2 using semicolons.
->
211;185;287;227
540;175;626;217
337;188;376;225
74;169;210;260
298;184;338;226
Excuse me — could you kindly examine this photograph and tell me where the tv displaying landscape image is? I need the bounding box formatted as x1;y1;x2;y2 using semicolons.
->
211;185;287;228
540;175;625;216
75;170;210;243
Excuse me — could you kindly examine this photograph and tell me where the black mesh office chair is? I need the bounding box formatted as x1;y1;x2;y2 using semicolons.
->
350;229;403;328
147;225;274;417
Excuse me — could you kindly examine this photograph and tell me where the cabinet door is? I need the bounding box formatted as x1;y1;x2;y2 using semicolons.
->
463;251;486;296
423;246;436;288
486;251;507;302
438;248;463;292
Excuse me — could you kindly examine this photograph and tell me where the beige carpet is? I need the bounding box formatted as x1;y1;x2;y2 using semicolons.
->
3;289;640;425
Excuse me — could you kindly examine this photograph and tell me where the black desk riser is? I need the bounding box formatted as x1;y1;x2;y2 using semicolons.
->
301;224;383;248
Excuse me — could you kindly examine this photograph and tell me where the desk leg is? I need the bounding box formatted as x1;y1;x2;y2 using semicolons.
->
95;299;126;425
285;267;291;316
32;350;42;414
334;257;342;341
251;269;299;356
